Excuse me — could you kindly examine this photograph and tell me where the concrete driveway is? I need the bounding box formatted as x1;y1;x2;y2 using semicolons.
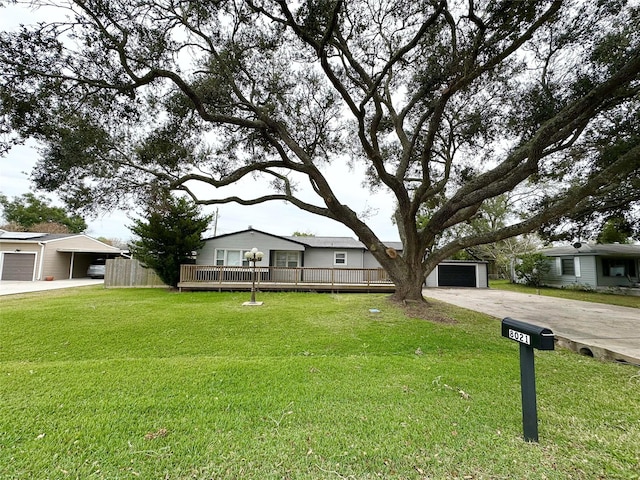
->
423;288;640;365
0;279;104;296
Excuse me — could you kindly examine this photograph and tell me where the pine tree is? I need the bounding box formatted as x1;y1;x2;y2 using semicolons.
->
129;195;212;287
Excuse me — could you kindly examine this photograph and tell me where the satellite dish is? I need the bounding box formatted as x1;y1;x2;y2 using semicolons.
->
573;242;582;249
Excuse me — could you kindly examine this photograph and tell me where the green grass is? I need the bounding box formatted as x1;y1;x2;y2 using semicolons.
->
490;279;640;308
1;287;639;479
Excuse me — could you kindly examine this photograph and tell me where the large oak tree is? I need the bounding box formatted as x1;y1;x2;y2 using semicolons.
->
1;0;639;301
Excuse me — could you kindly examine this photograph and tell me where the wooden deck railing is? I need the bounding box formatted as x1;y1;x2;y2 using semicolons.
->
180;265;392;287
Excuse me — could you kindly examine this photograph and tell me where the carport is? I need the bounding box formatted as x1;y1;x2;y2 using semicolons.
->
56;248;121;279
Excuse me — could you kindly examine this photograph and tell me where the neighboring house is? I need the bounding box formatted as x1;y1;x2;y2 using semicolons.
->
0;230;123;281
539;244;640;291
194;228;488;288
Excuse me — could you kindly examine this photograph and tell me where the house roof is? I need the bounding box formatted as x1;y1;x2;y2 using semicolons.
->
283;236;366;249
541;244;640;257
203;228;306;245
205;228;403;251
0;231;78;242
0;231;122;254
288;236;404;251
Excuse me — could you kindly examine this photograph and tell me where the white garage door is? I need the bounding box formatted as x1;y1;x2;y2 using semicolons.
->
1;253;36;281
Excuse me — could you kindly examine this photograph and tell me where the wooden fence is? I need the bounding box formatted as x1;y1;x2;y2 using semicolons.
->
105;258;167;288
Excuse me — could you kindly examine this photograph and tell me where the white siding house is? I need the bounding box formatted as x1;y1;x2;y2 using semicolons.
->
195;228;488;288
197;229;304;268
539;244;640;292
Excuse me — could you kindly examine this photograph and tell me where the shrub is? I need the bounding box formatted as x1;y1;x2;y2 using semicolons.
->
514;252;550;287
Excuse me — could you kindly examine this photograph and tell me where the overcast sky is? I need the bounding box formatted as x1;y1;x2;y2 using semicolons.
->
0;3;401;243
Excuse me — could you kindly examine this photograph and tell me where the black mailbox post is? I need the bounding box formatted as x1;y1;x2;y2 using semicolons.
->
502;317;554;442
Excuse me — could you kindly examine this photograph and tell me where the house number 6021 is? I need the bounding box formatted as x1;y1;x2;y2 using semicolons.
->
508;329;531;345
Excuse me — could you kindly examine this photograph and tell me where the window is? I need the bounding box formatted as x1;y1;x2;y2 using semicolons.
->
602;258;637;277
215;249;251;266
561;258;575;276
274;251;300;268
334;252;347;265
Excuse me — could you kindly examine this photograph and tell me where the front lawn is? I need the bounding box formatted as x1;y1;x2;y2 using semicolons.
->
1;288;638;479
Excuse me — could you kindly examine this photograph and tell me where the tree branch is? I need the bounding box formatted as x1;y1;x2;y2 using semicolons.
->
426;141;640;269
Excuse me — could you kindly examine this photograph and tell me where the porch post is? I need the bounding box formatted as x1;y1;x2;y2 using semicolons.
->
69;252;75;279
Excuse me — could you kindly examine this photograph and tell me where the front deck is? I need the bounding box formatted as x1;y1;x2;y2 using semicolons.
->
178;265;396;293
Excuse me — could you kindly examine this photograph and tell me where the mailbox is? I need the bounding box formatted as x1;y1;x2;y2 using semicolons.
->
502;317;554;350
501;317;554;442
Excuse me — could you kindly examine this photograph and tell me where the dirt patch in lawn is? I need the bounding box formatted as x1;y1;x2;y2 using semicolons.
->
388;297;457;324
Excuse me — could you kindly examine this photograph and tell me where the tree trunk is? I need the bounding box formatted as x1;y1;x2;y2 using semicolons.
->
385;260;428;303
362;235;430;303
390;277;426;302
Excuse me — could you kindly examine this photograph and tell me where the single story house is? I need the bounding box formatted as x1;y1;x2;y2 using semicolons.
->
539;243;640;291
191;228;488;288
0;230;123;281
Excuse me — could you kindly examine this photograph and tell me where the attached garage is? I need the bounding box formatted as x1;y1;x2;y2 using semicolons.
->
1;252;37;281
425;260;488;288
